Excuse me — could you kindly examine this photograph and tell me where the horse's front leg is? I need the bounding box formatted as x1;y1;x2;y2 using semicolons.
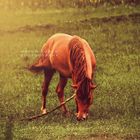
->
41;70;54;114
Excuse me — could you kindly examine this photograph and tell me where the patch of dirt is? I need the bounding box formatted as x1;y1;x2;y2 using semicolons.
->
16;24;56;32
64;133;140;140
0;13;139;34
65;134;119;140
0;23;56;34
80;13;140;24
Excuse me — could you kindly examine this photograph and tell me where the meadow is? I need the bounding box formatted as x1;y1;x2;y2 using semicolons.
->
0;4;140;140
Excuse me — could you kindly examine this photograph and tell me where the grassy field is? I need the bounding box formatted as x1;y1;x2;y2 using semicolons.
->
0;5;140;140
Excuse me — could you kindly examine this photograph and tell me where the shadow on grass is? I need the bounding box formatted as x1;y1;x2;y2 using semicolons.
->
4;116;14;140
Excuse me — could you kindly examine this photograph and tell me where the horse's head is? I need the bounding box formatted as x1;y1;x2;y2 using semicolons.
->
72;80;96;121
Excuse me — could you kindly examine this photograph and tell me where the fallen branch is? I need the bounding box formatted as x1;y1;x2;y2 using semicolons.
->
20;93;76;121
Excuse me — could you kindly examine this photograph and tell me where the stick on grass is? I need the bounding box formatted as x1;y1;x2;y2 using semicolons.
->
20;93;76;121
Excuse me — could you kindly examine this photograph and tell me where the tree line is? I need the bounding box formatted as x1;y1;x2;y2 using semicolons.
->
0;0;139;9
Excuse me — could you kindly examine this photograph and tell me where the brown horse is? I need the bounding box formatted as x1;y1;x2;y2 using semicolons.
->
29;33;96;120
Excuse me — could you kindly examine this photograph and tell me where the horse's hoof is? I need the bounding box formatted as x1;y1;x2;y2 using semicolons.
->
75;113;78;116
41;108;47;114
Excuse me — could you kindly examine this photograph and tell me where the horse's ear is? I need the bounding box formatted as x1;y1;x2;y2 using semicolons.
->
90;83;97;89
71;84;78;89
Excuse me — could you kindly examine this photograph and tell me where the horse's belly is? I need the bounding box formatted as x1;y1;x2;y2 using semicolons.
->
53;61;72;77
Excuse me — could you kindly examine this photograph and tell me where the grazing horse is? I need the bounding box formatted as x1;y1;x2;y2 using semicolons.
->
29;33;96;120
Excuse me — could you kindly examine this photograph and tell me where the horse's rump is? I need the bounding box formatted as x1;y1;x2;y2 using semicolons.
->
28;44;51;73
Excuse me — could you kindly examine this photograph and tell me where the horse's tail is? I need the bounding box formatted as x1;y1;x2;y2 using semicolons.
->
27;57;44;74
28;64;44;74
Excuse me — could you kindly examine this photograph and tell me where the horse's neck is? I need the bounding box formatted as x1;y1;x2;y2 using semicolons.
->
69;36;92;84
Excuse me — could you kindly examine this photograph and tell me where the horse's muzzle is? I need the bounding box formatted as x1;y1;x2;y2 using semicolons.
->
76;113;88;121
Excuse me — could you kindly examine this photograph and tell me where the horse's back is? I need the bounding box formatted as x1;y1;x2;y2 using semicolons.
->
43;33;73;76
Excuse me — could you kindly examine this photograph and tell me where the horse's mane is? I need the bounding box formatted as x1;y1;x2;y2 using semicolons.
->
69;36;87;82
69;36;91;100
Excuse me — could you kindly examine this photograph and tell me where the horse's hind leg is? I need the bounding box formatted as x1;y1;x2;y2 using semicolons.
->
56;76;68;114
41;69;54;114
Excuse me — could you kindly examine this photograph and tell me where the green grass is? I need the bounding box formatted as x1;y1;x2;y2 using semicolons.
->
0;5;140;140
